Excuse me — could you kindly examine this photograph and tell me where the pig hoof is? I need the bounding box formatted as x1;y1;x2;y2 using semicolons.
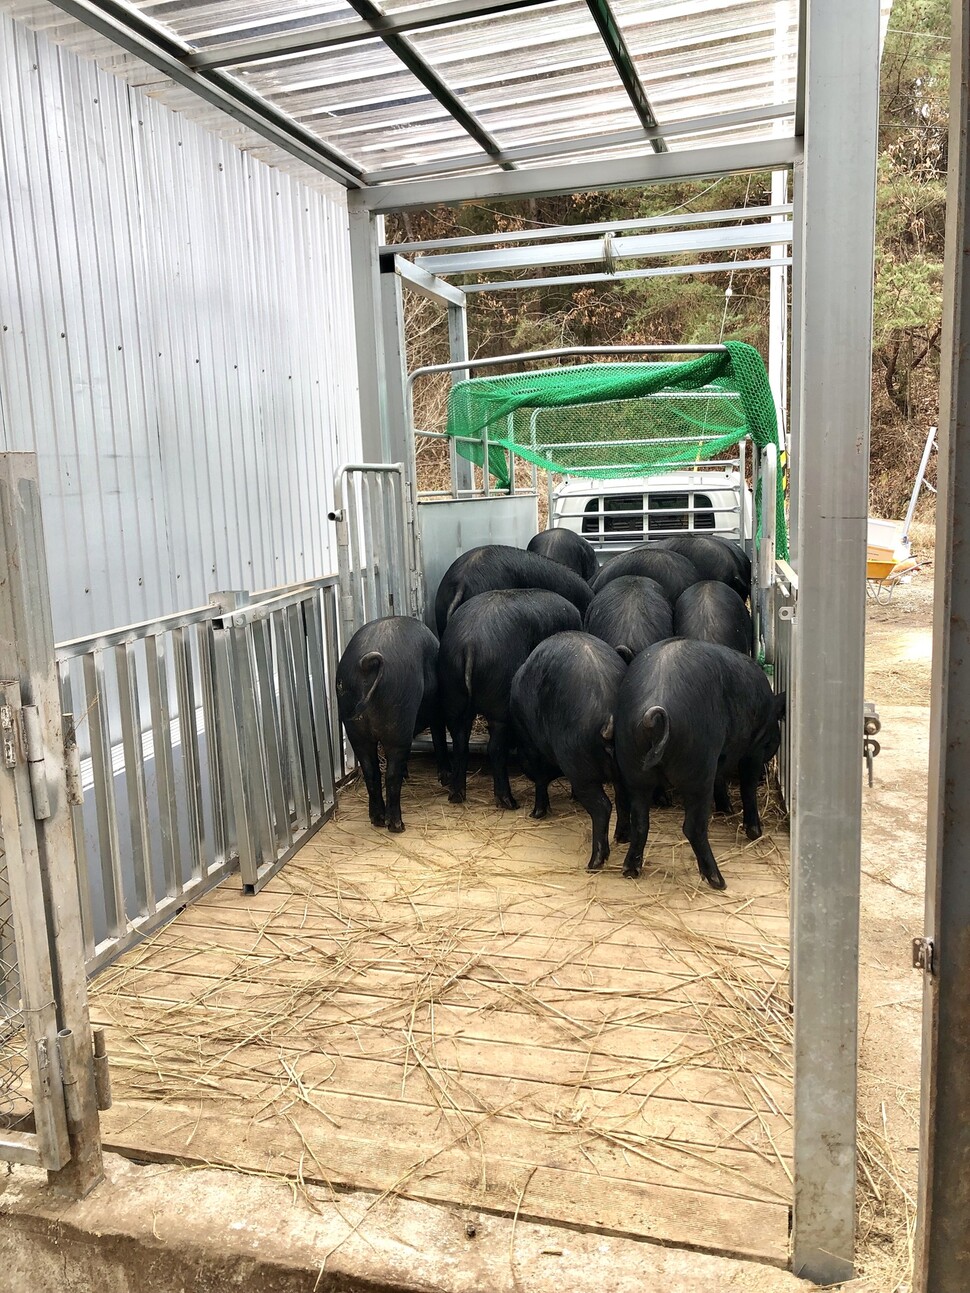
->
622;865;642;880
744;822;763;841
530;807;548;820
370;815;386;829
705;870;727;891
587;855;607;872
448;790;466;805
438;770;452;787
496;794;518;810
387;820;405;834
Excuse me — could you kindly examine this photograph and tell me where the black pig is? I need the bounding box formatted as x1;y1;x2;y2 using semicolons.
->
434;544;593;635
438;589;582;808
584;576;673;662
674;581;752;656
615;638;785;889
655;535;751;600
511;632;629;870
336;616;449;833
527;527;599;581
590;547;700;605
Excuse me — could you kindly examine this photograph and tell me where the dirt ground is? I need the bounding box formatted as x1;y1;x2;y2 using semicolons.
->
847;555;935;1292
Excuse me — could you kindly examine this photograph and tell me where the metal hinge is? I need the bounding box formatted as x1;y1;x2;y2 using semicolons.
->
912;937;935;975
21;705;51;820
0;704;17;770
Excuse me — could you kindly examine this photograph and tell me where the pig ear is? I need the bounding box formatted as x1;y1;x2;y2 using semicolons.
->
600;716;614;743
773;691;787;720
616;645;633;664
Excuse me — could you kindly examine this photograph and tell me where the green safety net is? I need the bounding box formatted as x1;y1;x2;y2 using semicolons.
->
445;340;788;559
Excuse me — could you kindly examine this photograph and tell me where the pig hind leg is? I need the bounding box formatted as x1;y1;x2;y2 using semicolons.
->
738;755;764;840
429;711;451;788
681;768;726;890
574;783;612;871
353;738;386;829
621;775;656;879
446;709;473;804
487;719;517;810
383;745;410;833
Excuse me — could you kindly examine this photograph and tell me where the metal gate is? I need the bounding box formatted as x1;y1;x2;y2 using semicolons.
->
329;463;420;640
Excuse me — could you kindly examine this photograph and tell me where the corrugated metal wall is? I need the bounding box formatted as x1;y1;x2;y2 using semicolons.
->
0;12;361;642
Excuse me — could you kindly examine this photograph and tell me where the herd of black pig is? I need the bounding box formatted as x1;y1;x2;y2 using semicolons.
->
336;529;785;892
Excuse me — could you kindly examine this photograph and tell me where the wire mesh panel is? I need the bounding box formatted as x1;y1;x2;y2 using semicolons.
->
0;840;30;1137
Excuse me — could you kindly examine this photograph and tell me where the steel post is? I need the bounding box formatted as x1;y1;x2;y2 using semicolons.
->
788;0;880;1280
0;453;102;1195
915;2;970;1285
348;198;390;461
447;302;474;494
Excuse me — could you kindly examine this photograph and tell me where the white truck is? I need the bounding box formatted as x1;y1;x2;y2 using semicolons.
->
549;468;755;558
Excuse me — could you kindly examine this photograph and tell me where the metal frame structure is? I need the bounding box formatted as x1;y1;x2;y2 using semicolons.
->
915;2;970;1286
1;0;896;1283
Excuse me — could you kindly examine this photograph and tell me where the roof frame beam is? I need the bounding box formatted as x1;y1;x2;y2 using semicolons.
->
42;0;365;187
342;0;514;170
360;135;802;212
413;219;793;275
583;0;667;152
461;256;792;293
362;103;796;184
185;0;562;70
381;202;793;254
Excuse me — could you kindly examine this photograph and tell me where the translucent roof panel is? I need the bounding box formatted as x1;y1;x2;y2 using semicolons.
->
136;0;360;50
100;0;810;180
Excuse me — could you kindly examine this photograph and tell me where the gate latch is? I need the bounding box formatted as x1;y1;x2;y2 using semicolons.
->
912;937;935;975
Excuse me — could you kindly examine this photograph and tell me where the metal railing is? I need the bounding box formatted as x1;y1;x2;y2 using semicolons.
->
210;579;341;893
772;557;797;809
56;602;236;974
55;575;345;972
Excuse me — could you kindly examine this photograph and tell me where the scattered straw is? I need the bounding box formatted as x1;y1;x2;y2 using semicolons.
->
90;758;797;1258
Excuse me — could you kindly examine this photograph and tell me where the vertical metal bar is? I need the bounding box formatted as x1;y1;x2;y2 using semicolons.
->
359;471;376;620
197;619;227;871
113;641;155;918
348;198;389;462
211;624;259;886
82;651;126;940
233;622;277;872
323;592;346;780
58;670;95;964
172;626;206;882
915;2;970;1284
547;470;554;527
789;0;880;1280
0;454;102;1193
251;615;292;853
284;597;319;812
347;472;365;631
280;604;313;827
769;169;790;450
447;300;474;495
751;445;761;653
144;634;182;899
307;592;338;812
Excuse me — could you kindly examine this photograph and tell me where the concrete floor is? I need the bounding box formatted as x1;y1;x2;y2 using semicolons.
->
0;1152;813;1293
